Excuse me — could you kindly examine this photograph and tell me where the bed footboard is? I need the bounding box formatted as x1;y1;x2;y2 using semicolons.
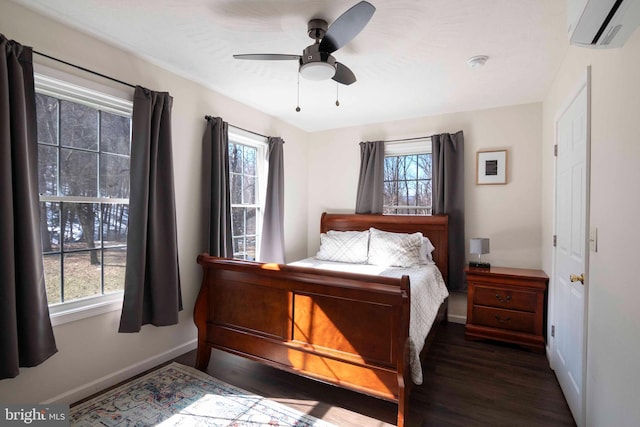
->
194;254;412;425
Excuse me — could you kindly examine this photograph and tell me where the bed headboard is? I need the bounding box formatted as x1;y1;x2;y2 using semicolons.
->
320;212;449;285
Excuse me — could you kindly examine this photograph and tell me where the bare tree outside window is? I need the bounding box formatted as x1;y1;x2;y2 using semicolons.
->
229;142;259;260
36;90;131;305
383;153;432;215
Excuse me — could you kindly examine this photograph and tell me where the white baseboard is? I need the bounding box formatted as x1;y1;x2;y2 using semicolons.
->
42;339;198;405
448;314;467;324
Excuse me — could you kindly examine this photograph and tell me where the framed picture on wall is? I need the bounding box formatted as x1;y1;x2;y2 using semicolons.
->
476;149;507;185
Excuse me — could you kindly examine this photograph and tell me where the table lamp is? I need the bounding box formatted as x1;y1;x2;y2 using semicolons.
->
469;238;490;268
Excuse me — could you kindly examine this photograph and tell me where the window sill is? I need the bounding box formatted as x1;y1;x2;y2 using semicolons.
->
49;293;123;327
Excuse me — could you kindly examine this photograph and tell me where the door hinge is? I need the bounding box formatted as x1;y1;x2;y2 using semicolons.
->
553;235;557;247
551;325;555;337
554;144;558;156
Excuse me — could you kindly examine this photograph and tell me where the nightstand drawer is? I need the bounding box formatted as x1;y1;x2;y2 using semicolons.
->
473;285;537;312
472;306;536;334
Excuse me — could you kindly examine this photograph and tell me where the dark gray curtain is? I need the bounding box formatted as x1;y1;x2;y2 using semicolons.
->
0;34;57;379
119;86;182;333
432;131;465;291
203;117;233;257
259;137;285;263
355;140;385;214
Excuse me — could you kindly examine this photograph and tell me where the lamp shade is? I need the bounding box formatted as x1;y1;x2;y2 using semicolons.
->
470;238;490;255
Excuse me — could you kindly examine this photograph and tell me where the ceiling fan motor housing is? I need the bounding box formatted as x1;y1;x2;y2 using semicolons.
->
301;44;335;66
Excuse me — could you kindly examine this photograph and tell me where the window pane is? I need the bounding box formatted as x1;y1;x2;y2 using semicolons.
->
243;146;256;175
397;181;408;205
63;251;101;301
41;202;60;253
418;154;432;180
233;237;245;259
60;148;98;197
229;143;242;173
230;173;242;204
243;176;256;204
246;208;257;235
38;144;58;195
231;207;245;237
396;156;407;180
62;203;100;253
417;180;432;207
100;153;130;198
102;204;128;247
103;248;126;294
384;157;399;181
43;253;61;304
384;181;397;207
245;236;256;261
35;93;58;146
404;156;418;180
101;112;130;155
60;100;98;150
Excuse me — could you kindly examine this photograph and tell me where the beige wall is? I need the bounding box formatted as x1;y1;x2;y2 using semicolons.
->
0;0;309;403
306;103;545;321
542;29;640;426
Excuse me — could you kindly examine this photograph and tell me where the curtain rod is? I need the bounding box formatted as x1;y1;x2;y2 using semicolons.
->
204;115;271;140
383;135;434;143
33;50;136;89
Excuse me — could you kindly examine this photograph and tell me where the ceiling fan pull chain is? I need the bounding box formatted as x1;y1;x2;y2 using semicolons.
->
336;83;340;107
296;71;301;112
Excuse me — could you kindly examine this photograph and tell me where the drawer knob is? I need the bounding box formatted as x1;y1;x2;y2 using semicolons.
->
495;315;511;324
495;293;512;304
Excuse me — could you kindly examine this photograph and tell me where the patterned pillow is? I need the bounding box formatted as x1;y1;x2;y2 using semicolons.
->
368;228;423;268
315;230;369;264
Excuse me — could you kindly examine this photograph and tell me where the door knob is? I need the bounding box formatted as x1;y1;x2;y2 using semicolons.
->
570;273;584;284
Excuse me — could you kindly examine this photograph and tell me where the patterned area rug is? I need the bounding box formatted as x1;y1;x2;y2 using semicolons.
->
71;362;335;426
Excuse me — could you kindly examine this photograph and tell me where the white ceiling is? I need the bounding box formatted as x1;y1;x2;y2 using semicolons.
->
12;0;568;132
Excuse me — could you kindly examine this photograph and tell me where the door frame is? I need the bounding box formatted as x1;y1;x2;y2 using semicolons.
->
549;66;591;427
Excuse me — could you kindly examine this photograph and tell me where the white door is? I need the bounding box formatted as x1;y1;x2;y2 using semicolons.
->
552;72;589;427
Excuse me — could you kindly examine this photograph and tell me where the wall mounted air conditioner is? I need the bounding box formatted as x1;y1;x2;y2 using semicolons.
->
568;0;640;48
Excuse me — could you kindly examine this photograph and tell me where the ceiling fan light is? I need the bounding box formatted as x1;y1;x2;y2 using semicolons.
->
300;62;336;80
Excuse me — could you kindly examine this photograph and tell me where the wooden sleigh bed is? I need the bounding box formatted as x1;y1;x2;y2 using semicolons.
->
194;213;449;427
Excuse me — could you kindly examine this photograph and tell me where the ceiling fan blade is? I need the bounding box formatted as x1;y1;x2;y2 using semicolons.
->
319;1;376;53
233;54;301;61
332;62;356;85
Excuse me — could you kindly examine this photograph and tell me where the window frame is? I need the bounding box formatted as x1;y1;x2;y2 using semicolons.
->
228;126;268;261
383;138;433;215
34;65;134;326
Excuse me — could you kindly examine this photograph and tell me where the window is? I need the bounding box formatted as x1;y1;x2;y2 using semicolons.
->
228;127;267;261
35;72;133;322
383;139;432;215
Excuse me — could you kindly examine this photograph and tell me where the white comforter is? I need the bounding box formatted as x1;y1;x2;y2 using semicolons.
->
288;258;449;385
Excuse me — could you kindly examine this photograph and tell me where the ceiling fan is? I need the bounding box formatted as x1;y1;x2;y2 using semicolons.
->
233;1;376;86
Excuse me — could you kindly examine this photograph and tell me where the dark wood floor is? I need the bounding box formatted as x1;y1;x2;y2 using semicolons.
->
173;322;576;427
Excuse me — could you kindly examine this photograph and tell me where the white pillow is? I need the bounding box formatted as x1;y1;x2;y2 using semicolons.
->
315;230;369;264
419;237;436;264
367;228;423;268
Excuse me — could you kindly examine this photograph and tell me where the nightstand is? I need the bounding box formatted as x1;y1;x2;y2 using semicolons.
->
465;266;548;353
